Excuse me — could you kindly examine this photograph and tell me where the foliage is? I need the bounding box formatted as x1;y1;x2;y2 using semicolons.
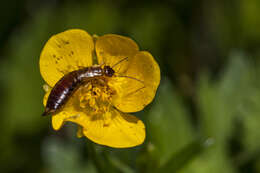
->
1;0;260;172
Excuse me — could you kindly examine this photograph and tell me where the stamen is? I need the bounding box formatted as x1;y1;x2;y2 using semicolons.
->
78;81;115;115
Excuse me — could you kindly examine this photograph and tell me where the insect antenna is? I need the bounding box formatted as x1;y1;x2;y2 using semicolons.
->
124;86;146;97
115;75;146;96
116;75;144;84
112;57;146;93
112;57;129;68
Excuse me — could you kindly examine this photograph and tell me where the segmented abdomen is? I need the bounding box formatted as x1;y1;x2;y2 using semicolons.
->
45;71;79;113
43;66;103;116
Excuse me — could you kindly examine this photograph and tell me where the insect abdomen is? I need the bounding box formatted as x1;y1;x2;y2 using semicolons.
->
42;71;78;116
42;67;104;116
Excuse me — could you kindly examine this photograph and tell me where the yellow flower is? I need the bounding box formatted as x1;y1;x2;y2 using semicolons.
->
39;29;160;148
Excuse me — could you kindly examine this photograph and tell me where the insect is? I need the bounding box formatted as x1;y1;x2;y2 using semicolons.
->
42;57;143;116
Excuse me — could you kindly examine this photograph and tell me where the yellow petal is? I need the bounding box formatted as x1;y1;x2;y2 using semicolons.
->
43;89;51;106
75;109;145;148
39;29;94;87
110;51;160;112
95;34;139;74
50;95;80;130
52;111;69;130
44;92;71;130
51;105;145;148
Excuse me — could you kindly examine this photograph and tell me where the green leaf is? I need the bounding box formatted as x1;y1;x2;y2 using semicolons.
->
143;78;195;171
158;138;214;173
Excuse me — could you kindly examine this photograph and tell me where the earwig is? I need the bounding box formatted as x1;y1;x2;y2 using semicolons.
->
42;65;115;116
42;58;144;116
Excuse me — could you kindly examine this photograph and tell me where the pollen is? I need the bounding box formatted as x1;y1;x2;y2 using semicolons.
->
78;80;115;115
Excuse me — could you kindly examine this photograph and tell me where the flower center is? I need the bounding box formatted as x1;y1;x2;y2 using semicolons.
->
77;78;115;115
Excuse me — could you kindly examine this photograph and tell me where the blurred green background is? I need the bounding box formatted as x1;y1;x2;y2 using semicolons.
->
1;0;260;172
